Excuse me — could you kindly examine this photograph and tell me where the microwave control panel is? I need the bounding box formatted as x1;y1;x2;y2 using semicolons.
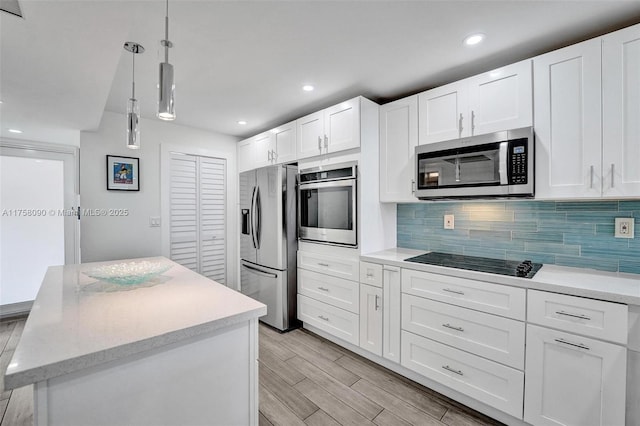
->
508;139;528;185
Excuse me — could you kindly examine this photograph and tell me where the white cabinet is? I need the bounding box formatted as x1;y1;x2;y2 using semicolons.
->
252;132;273;169
382;266;401;363
297;97;361;159
379;95;419;202
271;121;297;165
359;283;382;356
602;24;640;197
298;268;359;314
524;324;627;426
419;60;532;145
298;294;359;345
237;138;255;173
359;261;383;287
297;250;360;282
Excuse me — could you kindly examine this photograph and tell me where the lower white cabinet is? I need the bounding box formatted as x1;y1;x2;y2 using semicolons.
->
382;266;401;363
524;324;627;426
359;284;382;356
298;268;359;314
401;330;525;419
298;294;359;345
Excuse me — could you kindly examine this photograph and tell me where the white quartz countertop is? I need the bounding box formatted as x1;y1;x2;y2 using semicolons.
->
4;257;266;390
361;248;640;305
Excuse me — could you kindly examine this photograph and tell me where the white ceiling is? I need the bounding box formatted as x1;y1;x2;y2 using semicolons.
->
2;1;640;143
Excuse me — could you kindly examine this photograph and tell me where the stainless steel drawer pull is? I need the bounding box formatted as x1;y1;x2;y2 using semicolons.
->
318;315;330;322
442;365;464;376
442;323;464;332
442;288;465;295
555;338;590;351
375;295;380;310
317;287;329;292
317;262;330;267
556;310;591;321
366;272;374;278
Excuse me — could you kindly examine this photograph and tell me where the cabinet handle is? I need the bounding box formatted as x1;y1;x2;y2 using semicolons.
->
267;150;272;162
318;286;329;292
272;150;278;162
590;165;594;189
458;113;463;137
442;288;464;295
318;136;322;150
442;323;464;332
411;179;416;194
375;295;380;311
318;315;330;322
471;110;475;135
610;163;615;188
324;135;328;150
317;262;330;267
442;365;464;376
366;272;374;278
555;338;590;351
555;310;591;321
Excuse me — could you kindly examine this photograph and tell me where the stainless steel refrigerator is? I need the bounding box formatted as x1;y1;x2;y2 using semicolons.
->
240;164;298;331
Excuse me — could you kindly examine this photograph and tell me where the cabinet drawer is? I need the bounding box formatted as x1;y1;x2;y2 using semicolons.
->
527;290;628;344
359;261;383;287
298;269;359;314
401;331;524;419
401;269;526;320
298;295;359;345
298;251;359;282
402;294;525;369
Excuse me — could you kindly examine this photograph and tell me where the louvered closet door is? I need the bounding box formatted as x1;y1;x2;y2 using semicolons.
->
169;153;226;284
198;157;226;284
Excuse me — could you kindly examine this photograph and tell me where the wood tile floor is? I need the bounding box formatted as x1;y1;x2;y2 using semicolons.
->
0;317;503;426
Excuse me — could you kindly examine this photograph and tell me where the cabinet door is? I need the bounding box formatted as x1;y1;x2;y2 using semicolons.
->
524;325;626;426
297;111;324;160
468;60;532;136
534;39;602;199
237;138;255;173
418;81;469;144
253;132;273;168
379;95;419;202
382;266;401;363
272;120;297;164
326;97;361;153
359;283;382;356
602;24;640;197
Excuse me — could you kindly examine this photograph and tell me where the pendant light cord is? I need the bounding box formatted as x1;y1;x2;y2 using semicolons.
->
164;0;170;63
131;49;136;99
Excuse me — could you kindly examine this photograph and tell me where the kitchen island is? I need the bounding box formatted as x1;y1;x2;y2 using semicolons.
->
3;257;266;426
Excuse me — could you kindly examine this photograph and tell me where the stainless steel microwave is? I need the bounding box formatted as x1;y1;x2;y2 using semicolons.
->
415;127;534;199
298;162;357;246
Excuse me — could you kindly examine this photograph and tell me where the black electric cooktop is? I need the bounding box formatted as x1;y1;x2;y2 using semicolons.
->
404;252;542;279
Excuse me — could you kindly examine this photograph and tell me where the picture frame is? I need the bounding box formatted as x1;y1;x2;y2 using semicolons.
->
106;155;140;191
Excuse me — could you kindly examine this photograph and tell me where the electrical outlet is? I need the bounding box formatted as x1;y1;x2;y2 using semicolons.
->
444;214;455;230
614;217;634;239
149;216;161;227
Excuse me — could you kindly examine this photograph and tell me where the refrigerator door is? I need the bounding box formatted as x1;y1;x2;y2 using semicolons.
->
241;260;287;330
239;170;257;264
255;166;286;270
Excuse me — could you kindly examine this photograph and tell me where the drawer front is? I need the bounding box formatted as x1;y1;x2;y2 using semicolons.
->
402;294;525;369
298;294;359;345
401;269;526;320
298;269;359;313
401;330;524;419
298;251;359;282
527;290;628;344
359;261;383;287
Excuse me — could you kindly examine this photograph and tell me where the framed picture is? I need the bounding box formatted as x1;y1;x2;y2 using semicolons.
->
106;155;139;191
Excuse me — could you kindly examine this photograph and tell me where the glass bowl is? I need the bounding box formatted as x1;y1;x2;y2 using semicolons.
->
84;260;172;285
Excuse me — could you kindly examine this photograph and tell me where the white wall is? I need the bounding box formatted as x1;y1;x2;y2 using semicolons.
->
80;111;239;286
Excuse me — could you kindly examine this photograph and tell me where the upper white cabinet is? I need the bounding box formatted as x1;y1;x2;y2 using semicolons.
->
379;95;419;203
250;121;298;170
297;97;361;159
535;23;640;199
602;24;640;197
252;132;273;169
237;138;255;173
419;60;532;145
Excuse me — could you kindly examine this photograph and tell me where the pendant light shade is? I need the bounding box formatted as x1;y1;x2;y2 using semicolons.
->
124;42;145;149
157;0;175;121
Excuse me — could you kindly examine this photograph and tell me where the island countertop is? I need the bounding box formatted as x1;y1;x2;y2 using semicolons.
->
4;257;266;390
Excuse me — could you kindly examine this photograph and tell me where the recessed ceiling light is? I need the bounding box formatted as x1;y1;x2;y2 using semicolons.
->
463;33;485;46
237;120;247;125
8;128;22;133
302;85;314;92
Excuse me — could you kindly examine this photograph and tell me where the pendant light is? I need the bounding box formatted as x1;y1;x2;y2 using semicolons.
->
157;0;175;120
124;42;145;149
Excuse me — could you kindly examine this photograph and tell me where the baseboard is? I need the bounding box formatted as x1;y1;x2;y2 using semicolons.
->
0;301;32;320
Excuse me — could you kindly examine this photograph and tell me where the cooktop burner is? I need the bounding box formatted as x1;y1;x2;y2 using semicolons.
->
404;252;542;278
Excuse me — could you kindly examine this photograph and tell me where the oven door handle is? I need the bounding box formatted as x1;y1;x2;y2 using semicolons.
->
299;179;356;190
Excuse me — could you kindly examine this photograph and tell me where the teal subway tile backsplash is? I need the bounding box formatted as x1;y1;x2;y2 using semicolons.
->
397;200;640;274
